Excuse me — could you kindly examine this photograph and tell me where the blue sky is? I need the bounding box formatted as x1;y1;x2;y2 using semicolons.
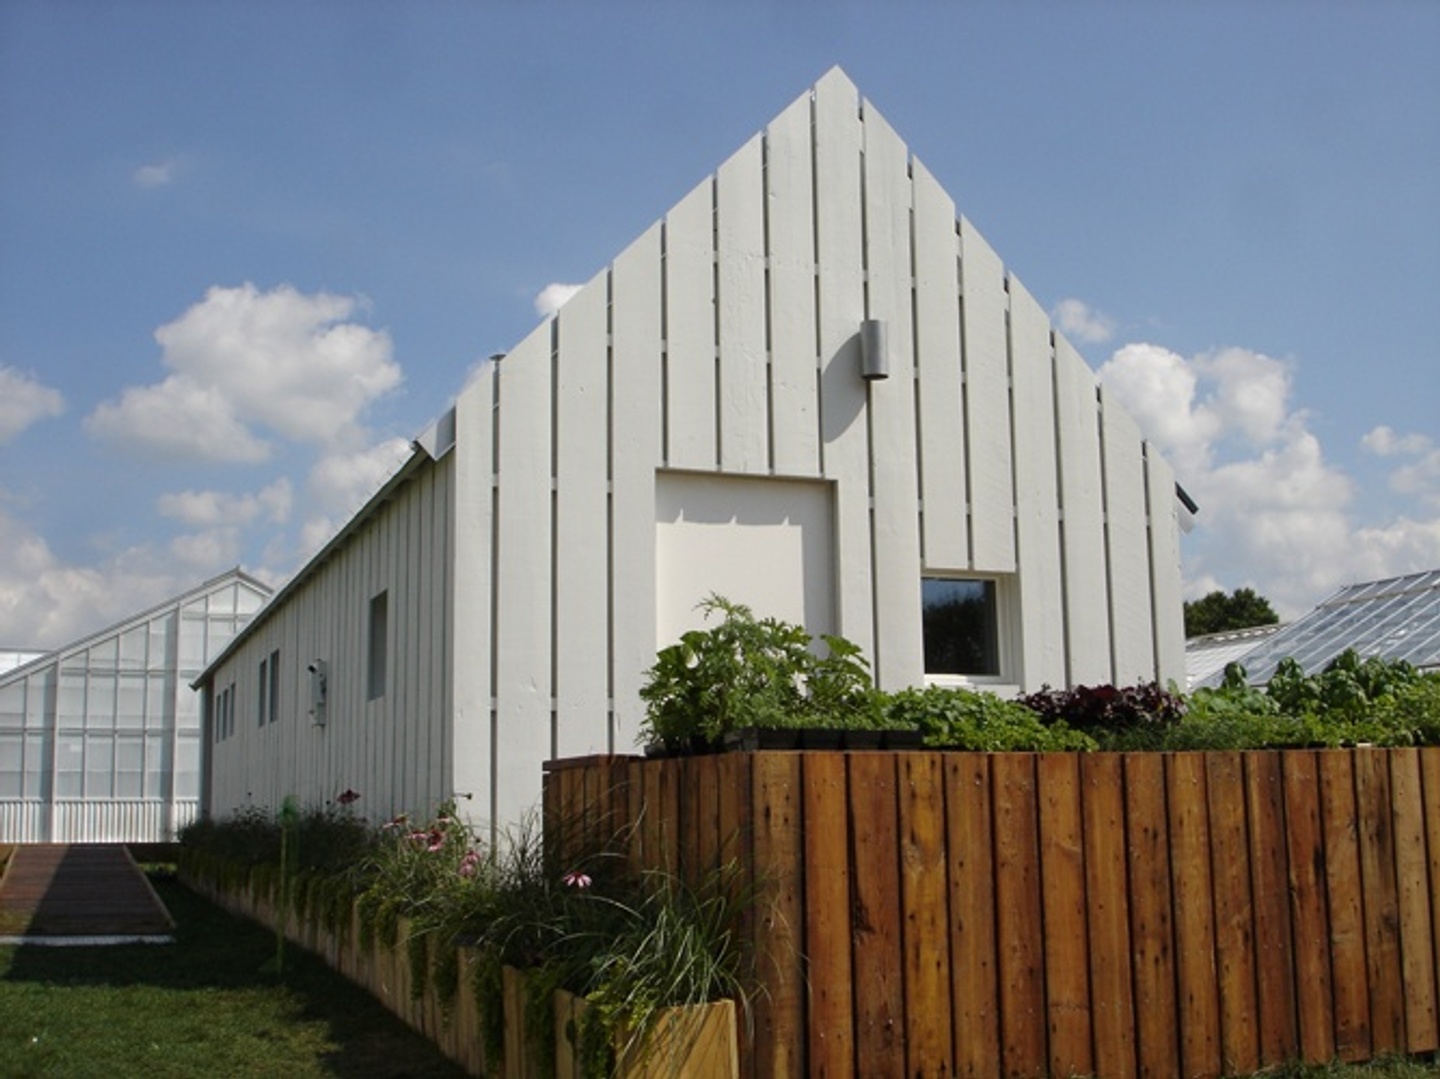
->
2;1;1437;648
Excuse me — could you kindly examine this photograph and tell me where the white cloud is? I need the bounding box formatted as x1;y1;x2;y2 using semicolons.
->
1052;298;1116;344
156;479;293;529
534;283;582;318
84;283;401;462
1362;426;1440;507
133;159;179;188
0;367;65;443
287;438;415;565
1099;343;1440;618
0;508;192;649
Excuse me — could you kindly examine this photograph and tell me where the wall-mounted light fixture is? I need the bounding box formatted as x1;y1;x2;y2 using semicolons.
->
860;318;889;381
307;659;328;726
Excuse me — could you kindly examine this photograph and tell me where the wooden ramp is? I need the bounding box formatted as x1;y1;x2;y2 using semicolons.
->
0;844;175;943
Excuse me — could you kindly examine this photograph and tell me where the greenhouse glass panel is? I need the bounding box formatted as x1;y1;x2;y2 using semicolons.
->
118;626;148;670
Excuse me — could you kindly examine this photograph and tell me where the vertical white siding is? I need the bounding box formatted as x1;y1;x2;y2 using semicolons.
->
1053;336;1113;684
610;225;664;750
814;67;875;660
555;271;612;760
1146;446;1187;686
765;93;821;478
1008;276;1067;688
493;324;555;829
204;68;1188;838
862;101;924;687
912;160;968;571
205;453;456;827
664;179;717;471
960;218;1016;573
451;364;494;810
1100;384;1157;684
716;134;769;474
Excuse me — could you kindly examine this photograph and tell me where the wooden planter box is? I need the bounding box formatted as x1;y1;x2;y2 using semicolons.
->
553;984;738;1079
545;746;1440;1079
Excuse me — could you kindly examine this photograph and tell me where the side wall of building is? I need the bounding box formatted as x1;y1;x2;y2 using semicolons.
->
205;455;455;825
448;69;1187;831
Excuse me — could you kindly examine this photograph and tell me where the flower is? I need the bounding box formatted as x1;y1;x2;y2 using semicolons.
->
335;788;361;806
458;849;481;878
561;870;593;889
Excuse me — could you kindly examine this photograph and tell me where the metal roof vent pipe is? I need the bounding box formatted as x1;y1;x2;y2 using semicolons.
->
860;318;889;381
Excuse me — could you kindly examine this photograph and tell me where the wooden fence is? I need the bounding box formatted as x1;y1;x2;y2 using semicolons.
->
543;748;1440;1079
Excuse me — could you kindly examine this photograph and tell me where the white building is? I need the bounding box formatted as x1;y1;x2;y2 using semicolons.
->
0;569;271;842
198;69;1186;834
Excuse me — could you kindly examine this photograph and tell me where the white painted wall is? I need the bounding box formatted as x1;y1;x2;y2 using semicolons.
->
205;455;454;826
205;67;1187;837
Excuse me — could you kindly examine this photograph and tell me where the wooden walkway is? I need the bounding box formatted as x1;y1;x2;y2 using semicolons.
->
0;844;175;941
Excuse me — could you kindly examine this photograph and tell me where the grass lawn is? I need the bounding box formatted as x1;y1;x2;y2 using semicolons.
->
0;868;466;1078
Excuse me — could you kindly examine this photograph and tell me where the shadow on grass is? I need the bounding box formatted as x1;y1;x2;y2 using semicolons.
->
1;872;466;1078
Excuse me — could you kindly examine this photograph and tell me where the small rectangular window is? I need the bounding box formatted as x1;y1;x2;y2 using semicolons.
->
368;591;388;701
257;656;269;727
269;649;280;723
922;577;1000;677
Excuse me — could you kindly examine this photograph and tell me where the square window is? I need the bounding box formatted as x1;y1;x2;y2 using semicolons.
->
922;578;1000;677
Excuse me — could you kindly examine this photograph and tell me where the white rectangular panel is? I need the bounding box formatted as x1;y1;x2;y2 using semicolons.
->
716;133;769;474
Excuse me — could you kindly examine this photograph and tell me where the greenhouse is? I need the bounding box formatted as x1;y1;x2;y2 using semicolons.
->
0;569;270;843
1197;569;1440;687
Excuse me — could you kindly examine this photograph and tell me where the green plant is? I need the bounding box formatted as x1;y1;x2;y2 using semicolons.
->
1018;681;1185;738
638;594;888;750
885;685;1097;752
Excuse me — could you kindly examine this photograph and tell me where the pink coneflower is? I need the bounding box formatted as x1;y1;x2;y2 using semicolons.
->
458;849;481;878
561;870;593;889
336;788;361;806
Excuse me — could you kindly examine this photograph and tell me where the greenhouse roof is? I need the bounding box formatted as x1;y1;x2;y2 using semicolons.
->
1199;569;1440;687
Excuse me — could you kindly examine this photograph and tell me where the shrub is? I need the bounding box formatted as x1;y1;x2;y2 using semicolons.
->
638;595;888;750
884;685;1097;752
1018;681;1184;739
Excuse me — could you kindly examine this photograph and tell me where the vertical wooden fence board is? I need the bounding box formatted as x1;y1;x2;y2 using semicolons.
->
802;752;855;1079
657;757;682;878
694;750;723;880
764;91;821;478
493;325;555;831
1082;753;1136;1079
555;271;612;760
664;177;717;471
752;752;805;1079
1389;746;1438;1052
848;752;906;1078
1355;748;1405;1054
1008;277;1067;691
1282;750;1336;1064
609;224;663;751
898;752;954;1077
1036;753;1093;1079
1167;753;1221;1079
1052;337;1111;686
958;218;1015;573
862;101;925;691
716;133;769;474
1125;752;1179;1079
813;68;873;660
1423;749;1440;1038
1204;752;1259;1076
992;752;1046;1079
1318;750;1371;1061
1099;389;1155;685
1245;752;1299;1066
946;751;1000;1079
911;159;968;570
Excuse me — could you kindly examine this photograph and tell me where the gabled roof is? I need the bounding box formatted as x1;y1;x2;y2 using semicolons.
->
1197;569;1440;686
0;568;272;685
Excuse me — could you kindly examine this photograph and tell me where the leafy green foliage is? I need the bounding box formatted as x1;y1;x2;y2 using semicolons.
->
1018;682;1185;738
1184;586;1279;637
884;686;1097;752
639;595;887;750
